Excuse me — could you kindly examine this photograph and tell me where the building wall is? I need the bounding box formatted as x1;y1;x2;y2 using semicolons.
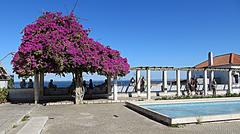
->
0;80;8;88
192;65;240;84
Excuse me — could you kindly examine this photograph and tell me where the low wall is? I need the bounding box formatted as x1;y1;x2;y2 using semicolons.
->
8;83;240;103
8;88;34;102
117;84;240;92
8;88;71;103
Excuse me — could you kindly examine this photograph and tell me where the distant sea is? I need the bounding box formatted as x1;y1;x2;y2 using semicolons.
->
13;80;167;88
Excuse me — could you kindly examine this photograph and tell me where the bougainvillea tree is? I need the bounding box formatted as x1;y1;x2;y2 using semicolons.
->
12;12;130;103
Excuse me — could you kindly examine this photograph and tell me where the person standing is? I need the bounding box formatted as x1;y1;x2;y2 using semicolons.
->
211;78;217;96
140;77;145;92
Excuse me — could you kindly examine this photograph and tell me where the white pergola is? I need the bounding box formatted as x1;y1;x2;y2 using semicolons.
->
111;66;239;101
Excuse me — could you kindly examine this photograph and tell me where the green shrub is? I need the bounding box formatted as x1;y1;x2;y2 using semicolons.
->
0;88;9;103
21;115;30;122
232;93;239;97
161;96;168;100
8;77;14;89
226;92;231;97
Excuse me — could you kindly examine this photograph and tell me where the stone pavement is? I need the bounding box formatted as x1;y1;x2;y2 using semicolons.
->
0;104;35;134
17;117;48;134
29;103;240;134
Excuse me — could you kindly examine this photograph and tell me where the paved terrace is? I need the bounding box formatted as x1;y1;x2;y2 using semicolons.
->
23;103;240;134
0;104;34;134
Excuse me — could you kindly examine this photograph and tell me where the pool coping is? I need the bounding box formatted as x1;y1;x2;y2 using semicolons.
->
125;97;240;125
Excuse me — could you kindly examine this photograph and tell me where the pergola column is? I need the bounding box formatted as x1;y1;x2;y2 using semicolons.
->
228;70;233;94
146;69;151;100
176;70;181;96
34;73;40;104
162;71;168;92
203;69;208;96
209;71;214;90
208;52;214;90
187;70;192;82
136;70;141;96
113;77;118;101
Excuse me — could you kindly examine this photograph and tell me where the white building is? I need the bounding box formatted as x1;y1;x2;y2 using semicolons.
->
192;53;240;84
0;64;10;88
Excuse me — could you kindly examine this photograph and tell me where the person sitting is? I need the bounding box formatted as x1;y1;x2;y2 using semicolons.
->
187;78;197;95
20;79;26;88
129;77;135;86
89;79;94;90
125;77;135;93
48;79;57;89
28;79;33;88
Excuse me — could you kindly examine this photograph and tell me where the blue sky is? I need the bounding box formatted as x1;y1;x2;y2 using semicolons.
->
0;0;240;81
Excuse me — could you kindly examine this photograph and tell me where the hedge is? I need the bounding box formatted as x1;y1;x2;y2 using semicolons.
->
0;88;8;103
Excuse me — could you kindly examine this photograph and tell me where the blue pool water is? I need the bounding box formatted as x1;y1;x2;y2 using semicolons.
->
142;101;240;118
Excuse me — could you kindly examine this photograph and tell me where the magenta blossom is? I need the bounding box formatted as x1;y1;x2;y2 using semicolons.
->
12;12;130;77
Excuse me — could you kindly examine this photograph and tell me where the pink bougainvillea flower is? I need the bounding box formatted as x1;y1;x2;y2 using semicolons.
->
12;12;130;77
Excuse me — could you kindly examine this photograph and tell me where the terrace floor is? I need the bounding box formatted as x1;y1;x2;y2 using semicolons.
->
8;103;240;134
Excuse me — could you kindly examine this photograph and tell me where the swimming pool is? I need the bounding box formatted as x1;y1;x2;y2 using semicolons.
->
126;98;240;125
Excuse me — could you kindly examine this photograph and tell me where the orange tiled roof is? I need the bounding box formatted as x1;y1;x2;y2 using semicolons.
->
195;53;240;68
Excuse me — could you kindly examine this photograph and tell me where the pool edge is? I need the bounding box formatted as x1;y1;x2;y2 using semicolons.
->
125;98;240;125
125;101;173;125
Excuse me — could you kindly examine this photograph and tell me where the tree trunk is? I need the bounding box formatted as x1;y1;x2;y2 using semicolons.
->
75;72;84;104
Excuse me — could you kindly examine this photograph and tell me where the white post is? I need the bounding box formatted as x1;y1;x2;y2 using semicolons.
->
209;71;214;90
146;69;151;100
162;71;168;92
113;77;118;101
187;70;192;82
228;70;233;94
34;73;40;104
208;52;214;91
210;71;214;82
176;70;181;96
136;70;141;96
204;70;208;96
